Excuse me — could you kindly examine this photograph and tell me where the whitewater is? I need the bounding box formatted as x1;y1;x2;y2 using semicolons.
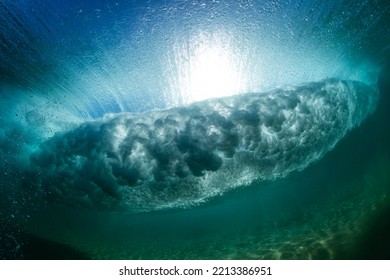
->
1;0;389;260
30;79;378;211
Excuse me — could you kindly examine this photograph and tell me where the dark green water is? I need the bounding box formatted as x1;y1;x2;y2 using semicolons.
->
1;0;390;259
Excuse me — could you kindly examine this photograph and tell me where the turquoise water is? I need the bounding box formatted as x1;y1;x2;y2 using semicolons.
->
1;0;389;259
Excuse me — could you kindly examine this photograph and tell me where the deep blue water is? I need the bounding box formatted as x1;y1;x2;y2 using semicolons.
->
0;0;389;259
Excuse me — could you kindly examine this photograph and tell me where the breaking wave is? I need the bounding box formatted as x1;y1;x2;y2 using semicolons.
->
30;79;378;212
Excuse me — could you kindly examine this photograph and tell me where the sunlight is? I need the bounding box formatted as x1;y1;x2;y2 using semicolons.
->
166;32;247;105
187;44;241;102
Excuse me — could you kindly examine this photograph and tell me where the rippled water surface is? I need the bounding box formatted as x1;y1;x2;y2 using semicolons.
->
1;0;389;259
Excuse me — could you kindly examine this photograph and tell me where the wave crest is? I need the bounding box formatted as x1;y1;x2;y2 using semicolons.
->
30;79;378;211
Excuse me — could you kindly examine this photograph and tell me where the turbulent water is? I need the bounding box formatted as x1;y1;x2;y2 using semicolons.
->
1;0;390;259
31;79;378;211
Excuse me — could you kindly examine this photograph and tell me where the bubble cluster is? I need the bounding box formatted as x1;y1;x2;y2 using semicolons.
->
31;79;378;212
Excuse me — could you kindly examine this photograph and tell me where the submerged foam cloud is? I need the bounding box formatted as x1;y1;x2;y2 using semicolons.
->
30;79;378;211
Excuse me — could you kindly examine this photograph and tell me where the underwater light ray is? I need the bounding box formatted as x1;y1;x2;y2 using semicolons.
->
0;0;389;261
164;31;250;106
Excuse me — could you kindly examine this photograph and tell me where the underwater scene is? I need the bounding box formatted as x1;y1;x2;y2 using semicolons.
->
0;0;389;260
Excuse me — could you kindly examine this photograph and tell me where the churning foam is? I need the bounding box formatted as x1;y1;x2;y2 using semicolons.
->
30;79;378;212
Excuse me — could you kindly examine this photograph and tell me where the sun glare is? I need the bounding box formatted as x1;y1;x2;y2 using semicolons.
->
188;44;241;101
166;33;247;105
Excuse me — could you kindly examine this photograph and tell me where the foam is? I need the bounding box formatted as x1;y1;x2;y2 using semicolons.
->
30;79;378;212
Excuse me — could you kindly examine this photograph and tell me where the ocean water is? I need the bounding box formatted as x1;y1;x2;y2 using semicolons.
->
0;0;389;259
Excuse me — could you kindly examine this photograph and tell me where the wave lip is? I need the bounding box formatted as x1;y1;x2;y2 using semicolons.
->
30;79;378;212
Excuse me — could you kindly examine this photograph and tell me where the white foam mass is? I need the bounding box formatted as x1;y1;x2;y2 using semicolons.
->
30;79;378;212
